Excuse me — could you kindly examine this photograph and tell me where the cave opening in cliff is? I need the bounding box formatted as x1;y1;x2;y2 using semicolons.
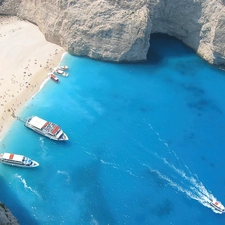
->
147;33;194;65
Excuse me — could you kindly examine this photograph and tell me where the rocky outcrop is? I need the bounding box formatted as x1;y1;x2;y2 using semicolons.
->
0;0;18;15
1;0;225;64
0;202;19;225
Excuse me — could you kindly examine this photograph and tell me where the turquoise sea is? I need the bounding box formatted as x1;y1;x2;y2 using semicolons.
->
1;34;225;225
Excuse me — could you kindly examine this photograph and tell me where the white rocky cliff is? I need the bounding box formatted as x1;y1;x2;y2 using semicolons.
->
1;0;225;66
1;0;225;223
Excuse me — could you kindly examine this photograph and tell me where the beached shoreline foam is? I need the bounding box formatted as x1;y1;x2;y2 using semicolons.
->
0;16;65;140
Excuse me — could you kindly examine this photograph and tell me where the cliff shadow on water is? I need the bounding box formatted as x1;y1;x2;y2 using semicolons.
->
0;175;38;225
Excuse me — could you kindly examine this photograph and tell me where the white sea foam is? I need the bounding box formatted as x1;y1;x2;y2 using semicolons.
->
39;137;44;146
78;142;138;178
39;77;49;91
90;214;99;225
143;163;222;214
39;137;49;155
15;174;41;199
100;159;138;178
79;143;138;178
57;170;71;183
150;125;181;162
60;52;68;64
77;143;98;159
140;121;224;214
28;77;49;102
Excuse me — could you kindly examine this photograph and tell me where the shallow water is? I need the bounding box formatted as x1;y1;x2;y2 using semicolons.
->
1;34;225;224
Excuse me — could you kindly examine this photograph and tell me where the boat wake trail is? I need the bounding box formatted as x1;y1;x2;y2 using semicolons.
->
144;163;223;213
39;137;49;155
77;142;139;178
142;120;223;214
15;174;42;199
100;159;139;178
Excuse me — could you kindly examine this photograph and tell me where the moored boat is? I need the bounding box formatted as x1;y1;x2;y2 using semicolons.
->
25;116;69;141
59;65;68;70
50;73;59;83
0;153;39;168
54;68;68;77
210;199;225;213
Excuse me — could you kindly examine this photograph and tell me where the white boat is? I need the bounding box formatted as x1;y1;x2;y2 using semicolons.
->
59;65;68;70
25;116;69;141
49;73;59;83
54;68;68;77
0;153;39;168
210;199;225;213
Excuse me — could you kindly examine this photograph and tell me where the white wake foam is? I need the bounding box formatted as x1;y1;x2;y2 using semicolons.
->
142;120;224;214
57;170;71;183
15;174;41;199
39;137;49;155
100;159;138;178
144;164;223;214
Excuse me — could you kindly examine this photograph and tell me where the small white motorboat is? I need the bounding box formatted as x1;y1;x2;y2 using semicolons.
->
54;68;68;77
59;65;68;70
210;199;225;213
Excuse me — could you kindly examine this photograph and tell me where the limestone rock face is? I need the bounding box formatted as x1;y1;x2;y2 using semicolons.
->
0;202;19;225
15;0;152;62
1;0;225;65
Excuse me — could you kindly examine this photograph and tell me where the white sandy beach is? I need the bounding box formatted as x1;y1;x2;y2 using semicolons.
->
0;16;65;140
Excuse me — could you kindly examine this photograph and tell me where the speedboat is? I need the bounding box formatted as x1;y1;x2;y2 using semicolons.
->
50;73;59;83
54;68;68;77
0;153;39;168
210;199;225;213
59;65;68;70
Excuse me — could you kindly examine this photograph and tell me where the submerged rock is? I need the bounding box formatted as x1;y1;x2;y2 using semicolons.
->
0;0;225;64
0;202;19;225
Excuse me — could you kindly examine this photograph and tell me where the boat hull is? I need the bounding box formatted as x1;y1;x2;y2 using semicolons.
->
0;160;39;168
49;73;59;83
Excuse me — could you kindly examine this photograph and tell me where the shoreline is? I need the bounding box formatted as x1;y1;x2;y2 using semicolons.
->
0;16;65;140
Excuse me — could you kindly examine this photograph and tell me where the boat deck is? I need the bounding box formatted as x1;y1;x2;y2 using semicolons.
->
42;122;61;135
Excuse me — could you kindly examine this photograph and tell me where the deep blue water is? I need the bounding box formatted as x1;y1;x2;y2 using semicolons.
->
1;34;225;225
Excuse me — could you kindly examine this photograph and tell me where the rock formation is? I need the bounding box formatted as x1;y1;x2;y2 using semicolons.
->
1;0;225;66
0;202;19;225
0;0;225;63
0;0;225;223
